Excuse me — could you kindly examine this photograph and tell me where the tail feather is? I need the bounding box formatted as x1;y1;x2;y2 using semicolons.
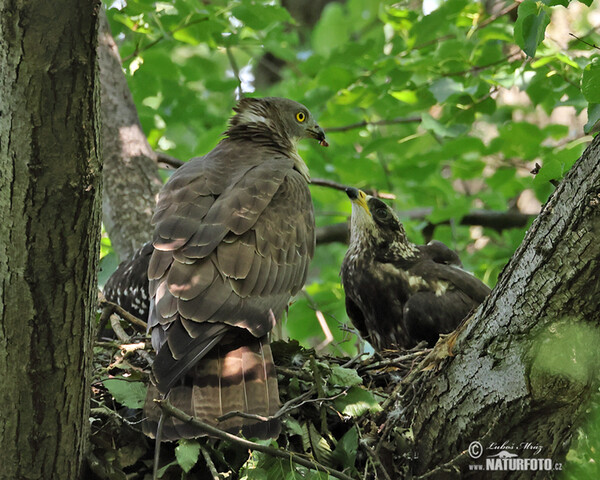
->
143;333;280;440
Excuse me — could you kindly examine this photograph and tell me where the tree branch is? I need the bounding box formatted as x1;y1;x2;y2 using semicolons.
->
397;134;600;476
156;399;356;480
99;10;162;259
316;209;534;245
325;116;421;133
155;150;185;168
98;294;148;331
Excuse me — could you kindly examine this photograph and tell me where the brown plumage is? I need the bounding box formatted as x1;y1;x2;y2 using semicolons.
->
340;188;490;352
143;97;326;440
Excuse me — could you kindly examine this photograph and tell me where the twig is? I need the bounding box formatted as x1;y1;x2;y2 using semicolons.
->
108;312;153;365
217;387;349;424
477;2;519;30
276;366;313;382
443;51;522;78
315;209;534;245
569;32;600;50
110;313;132;343
408;2;518;53
199;445;222;480
155;150;184;168
217;410;269;423
121;17;209;62
226;46;243;98
325;116;421;133
361;443;393;480
340;352;370;368
315;310;334;352
357;350;429;373
310;178;396;200
156;399;356;480
99;297;148;331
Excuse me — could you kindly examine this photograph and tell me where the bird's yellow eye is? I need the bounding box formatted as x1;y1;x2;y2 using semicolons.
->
296;111;306;123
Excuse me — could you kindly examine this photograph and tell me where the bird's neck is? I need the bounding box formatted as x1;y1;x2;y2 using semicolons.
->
225;124;309;181
226;123;294;153
385;236;419;260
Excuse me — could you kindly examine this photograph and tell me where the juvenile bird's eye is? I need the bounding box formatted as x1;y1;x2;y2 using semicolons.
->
296;111;306;122
375;208;390;220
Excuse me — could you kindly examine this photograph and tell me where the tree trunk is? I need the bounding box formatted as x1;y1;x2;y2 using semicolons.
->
387;134;600;479
0;2;102;479
98;10;162;260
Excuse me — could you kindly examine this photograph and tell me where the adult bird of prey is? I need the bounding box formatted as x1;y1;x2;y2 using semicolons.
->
340;188;490;352
142;97;327;441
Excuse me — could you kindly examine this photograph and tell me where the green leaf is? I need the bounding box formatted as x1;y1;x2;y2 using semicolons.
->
334;386;382;417
421;113;468;138
156;460;178;478
232;4;291;31
312;3;350;57
582;58;600;103
308;424;335;465
175;439;201;473
329;365;363;387
514;0;551;57
584;103;600;134
429;78;465;103
332;426;358;468
103;378;147;409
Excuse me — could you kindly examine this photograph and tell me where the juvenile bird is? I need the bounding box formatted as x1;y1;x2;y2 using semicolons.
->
340;188;490;351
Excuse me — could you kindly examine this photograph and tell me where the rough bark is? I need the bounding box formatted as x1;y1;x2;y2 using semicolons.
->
0;1;102;479
388;134;600;479
98;9;162;260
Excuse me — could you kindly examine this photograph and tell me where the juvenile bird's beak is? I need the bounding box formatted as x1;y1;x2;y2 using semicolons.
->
309;125;328;147
346;187;371;216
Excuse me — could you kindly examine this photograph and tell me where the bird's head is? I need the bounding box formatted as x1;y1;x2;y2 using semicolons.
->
345;187;417;257
229;97;328;147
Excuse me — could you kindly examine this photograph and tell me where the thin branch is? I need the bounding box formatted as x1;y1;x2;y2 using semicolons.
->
569;32;600;50
155;150;184;168
156;399;356;480
226;46;243;98
99;296;148;331
309;178;396;200
361;443;393;480
442;51;523;78
216;387;349;425
325;116;421;133
409;2;518;53
357;350;429;373
316;209;533;245
476;2;519;30
199;445;223;480
121;17;209;62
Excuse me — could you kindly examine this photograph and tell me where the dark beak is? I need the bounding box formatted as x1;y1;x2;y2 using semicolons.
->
310;125;328;147
345;187;359;200
346;187;370;215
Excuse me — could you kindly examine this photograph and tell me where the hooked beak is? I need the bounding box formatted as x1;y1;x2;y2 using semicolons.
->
309;125;328;147
346;187;371;216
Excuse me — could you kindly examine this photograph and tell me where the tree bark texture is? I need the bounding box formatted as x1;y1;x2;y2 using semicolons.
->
98;10;162;260
0;2;102;479
390;134;600;479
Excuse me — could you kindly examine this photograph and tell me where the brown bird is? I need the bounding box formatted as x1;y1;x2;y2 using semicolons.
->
340;188;490;352
142;97;326;440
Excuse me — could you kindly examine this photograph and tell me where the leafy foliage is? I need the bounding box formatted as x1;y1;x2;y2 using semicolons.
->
97;0;600;477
